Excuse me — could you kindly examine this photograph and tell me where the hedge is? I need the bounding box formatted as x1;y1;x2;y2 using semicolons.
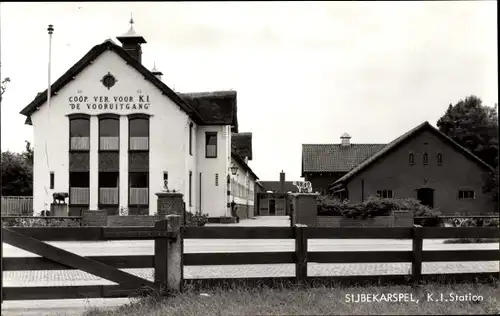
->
317;196;443;227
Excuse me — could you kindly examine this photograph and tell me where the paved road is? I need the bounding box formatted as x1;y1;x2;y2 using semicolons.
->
2;216;499;315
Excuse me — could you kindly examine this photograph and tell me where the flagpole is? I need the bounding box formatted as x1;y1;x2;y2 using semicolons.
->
44;24;54;200
47;24;54;111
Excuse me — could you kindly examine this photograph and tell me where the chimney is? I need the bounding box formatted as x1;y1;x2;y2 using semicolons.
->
116;15;147;64
340;133;351;147
279;170;285;193
151;62;163;80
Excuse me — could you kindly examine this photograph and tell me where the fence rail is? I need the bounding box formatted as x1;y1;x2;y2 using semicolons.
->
1;196;33;216
182;225;500;287
2;224;499;302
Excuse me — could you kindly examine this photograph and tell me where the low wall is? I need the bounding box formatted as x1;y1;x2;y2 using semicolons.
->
107;215;162;226
317;216;393;227
316;211;414;228
82;211;163;227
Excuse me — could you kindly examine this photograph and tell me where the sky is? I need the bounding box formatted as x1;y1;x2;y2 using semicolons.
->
1;1;498;182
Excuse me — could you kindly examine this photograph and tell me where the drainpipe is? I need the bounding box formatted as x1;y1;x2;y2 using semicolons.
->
361;179;364;202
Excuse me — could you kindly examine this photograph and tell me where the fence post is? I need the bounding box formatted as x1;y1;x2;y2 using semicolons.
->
166;215;182;292
154;218;169;293
295;224;308;283
411;224;423;282
155;215;183;294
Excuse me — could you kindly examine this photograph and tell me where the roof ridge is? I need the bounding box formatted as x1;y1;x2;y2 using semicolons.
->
331;121;493;186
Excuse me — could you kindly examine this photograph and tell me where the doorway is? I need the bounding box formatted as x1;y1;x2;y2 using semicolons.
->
417;188;434;208
269;199;276;216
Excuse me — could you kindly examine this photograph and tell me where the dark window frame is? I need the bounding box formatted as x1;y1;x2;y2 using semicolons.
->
437;153;443;165
98;172;119;206
409;153;414;165
98;114;120;152
128;172;149;207
458;189;475;200
68;114;90;152
50;172;55;190
128;114;150;152
189;123;193;156
189;170;193;207
205;132;218;158
423;152;429;165
376;189;394;199
69;171;90;188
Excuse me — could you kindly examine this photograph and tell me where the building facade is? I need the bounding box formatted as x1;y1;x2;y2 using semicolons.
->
20;22;259;219
329;122;496;215
302;134;385;194
256;171;300;216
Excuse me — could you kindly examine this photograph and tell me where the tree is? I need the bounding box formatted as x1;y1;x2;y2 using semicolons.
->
1;150;33;196
437;95;499;209
437;95;498;168
1;77;10;103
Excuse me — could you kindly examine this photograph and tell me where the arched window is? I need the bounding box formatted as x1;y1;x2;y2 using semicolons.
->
437;153;443;165
99;115;120;151
69;116;90;151
423;152;428;165
129;116;149;151
409;153;415;165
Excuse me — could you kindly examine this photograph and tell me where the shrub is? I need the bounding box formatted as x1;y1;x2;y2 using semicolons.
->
318;196;443;226
2;217;82;227
185;210;209;227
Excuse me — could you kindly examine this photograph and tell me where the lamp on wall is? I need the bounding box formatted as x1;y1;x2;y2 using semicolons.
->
230;164;238;176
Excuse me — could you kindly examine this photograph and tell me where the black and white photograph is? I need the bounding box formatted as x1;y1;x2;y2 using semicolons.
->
1;1;498;315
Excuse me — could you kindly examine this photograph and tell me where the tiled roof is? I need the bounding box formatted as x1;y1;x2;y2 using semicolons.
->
332;121;494;187
179;91;237;129
258;181;300;193
231;132;252;160
301;143;386;175
20;40;237;129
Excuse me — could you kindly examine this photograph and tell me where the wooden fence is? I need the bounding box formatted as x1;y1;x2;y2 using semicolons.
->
1;196;33;216
1;221;499;301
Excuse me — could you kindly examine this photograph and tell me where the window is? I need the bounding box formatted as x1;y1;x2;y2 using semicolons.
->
189;171;192;206
205;132;217;158
99;118;119;151
99;172;119;205
69;172;90;205
70;118;90;137
99;172;119;187
409;153;414;165
423;152;428;165
129;117;149;151
458;190;475;200
376;190;393;199
215;173;219;186
69;172;90;187
129;172;148;188
437;153;443;165
69;117;90;150
189;123;193;156
49;172;55;189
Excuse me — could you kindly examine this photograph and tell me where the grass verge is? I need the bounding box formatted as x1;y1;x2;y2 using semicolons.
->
443;238;500;244
83;280;500;316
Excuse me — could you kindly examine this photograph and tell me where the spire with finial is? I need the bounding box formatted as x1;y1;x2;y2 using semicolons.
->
151;62;163;80
117;14;147;63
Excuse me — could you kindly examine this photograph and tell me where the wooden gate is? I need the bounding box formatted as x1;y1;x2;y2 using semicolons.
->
1;219;177;301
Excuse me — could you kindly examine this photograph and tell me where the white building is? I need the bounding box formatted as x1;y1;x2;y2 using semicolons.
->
20;20;259;220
